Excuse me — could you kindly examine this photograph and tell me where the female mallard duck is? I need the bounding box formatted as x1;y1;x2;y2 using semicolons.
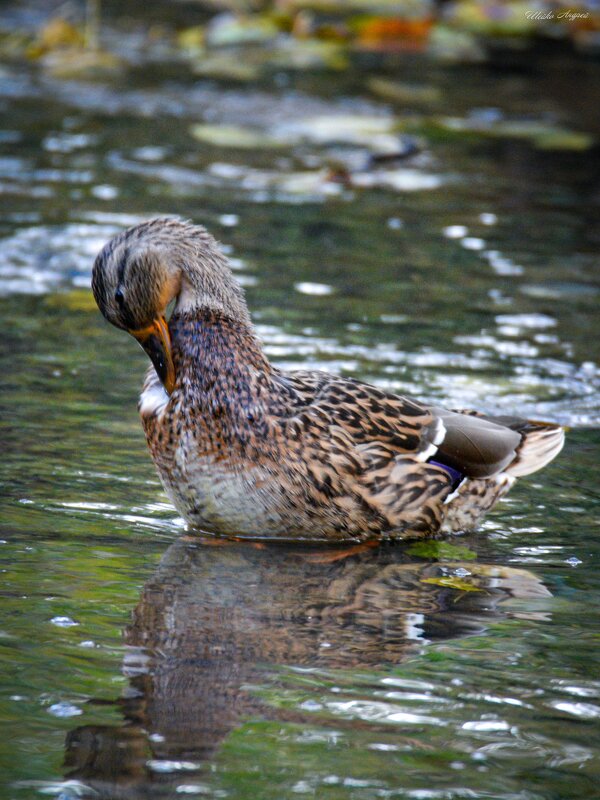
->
92;218;564;542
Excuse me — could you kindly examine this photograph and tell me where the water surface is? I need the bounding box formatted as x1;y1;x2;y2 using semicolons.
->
1;7;599;799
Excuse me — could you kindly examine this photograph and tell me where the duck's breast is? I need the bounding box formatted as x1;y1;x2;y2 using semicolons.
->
139;375;288;535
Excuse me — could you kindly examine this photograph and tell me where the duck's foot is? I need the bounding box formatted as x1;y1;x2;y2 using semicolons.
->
179;532;268;549
300;539;380;564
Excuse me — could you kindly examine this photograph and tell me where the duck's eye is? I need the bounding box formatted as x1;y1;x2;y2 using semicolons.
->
115;287;125;308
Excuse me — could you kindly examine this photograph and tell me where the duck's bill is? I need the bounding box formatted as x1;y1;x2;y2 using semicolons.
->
129;316;176;395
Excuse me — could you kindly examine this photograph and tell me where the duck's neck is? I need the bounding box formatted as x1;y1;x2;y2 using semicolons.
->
169;309;272;402
172;244;253;329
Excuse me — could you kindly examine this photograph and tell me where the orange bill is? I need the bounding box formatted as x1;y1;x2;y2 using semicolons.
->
129;316;176;394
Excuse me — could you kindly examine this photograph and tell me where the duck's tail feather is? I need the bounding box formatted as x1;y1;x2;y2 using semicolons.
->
505;422;565;477
438;408;566;479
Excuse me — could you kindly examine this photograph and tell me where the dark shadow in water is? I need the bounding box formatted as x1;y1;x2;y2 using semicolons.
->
63;537;550;798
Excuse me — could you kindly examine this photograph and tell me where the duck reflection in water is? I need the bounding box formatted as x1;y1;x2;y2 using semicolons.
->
64;538;550;798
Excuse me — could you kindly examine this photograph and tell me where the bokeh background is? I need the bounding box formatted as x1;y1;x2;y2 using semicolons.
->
0;1;599;799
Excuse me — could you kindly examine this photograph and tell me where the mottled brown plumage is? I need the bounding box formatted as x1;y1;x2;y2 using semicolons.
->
92;217;564;541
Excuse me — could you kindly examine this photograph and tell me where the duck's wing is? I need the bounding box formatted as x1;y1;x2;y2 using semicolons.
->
267;371;563;538
269;372;453;535
273;371;445;464
274;372;563;480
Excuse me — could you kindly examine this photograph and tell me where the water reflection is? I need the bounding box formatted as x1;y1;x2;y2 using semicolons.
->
64;537;550;798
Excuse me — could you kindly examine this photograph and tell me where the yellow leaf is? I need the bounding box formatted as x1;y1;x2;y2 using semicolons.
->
28;18;84;58
190;124;282;149
421;576;482;592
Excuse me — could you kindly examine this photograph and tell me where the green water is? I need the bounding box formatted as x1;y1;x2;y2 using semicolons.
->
1;3;600;798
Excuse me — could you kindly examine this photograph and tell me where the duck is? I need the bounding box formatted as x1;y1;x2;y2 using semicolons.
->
92;217;564;542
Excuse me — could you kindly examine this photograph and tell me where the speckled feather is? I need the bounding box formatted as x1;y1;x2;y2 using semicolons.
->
93;218;565;542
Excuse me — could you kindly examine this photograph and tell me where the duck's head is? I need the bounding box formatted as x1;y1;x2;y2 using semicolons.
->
92;217;251;394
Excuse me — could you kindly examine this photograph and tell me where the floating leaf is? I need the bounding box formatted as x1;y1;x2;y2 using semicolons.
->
434;115;594;150
192;54;260;81
269;38;348;70
447;0;537;36
272;113;397;147
25;14;121;75
533;130;595;151
427;25;485;63
281;0;426;10
205;13;279;47
407;541;477;561
354;16;433;50
421;576;482;592
190;124;282;149
177;25;205;55
367;77;440;106
276;169;346;196
27;18;84;59
41;48;122;78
